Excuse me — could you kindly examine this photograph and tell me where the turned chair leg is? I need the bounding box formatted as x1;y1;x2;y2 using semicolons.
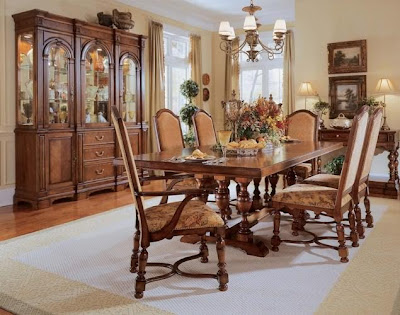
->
130;230;140;273
271;210;281;252
348;204;359;247
216;231;228;291
292;210;300;236
135;247;149;299
200;235;209;263
364;189;374;228
354;201;365;239
336;222;349;263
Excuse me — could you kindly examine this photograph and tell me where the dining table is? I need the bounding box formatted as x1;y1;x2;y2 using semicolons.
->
114;140;343;257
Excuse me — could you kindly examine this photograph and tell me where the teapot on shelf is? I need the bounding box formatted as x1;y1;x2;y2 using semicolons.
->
330;113;352;129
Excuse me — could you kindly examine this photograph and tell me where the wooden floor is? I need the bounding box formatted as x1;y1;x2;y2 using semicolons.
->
0;182;164;242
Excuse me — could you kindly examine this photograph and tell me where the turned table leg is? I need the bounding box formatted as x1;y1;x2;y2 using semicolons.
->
388;149;397;183
317;157;322;174
264;176;270;204
251;177;263;212
195;175;212;204
215;176;230;224
269;174;279;197
287;167;297;186
236;178;253;242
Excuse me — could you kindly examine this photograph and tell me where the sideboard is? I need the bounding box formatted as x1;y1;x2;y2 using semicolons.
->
319;129;399;199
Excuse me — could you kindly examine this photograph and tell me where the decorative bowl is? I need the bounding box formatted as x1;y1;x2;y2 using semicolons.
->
330;113;352;129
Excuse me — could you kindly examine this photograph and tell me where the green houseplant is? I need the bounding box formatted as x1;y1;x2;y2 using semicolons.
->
358;96;380;114
313;99;330;129
324;155;345;175
179;80;199;147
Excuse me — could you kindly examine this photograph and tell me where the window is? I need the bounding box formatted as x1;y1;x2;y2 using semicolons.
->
239;32;284;104
164;29;190;116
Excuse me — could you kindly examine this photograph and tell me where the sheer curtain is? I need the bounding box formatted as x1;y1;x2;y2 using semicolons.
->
283;30;295;115
148;21;165;152
190;35;202;108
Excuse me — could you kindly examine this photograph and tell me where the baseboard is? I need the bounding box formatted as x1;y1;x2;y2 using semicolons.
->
0;186;14;207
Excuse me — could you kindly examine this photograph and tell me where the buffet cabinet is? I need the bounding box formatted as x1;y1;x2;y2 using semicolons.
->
13;10;147;209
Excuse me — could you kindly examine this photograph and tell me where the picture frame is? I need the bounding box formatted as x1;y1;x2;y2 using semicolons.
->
328;40;367;74
329;75;366;119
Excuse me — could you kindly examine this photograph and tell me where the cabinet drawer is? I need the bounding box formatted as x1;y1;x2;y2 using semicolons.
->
84;145;115;161
320;132;349;141
83;131;114;145
83;162;115;182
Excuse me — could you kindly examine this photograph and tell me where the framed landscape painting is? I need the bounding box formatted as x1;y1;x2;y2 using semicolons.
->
328;40;367;74
329;75;366;119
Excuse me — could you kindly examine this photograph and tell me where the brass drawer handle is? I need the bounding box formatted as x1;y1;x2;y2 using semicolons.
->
96;151;105;157
95;169;104;175
95;135;105;141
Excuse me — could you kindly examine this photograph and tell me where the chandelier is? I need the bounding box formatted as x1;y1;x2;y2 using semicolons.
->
218;0;287;62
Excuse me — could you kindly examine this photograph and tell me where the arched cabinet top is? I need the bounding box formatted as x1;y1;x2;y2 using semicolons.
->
81;39;113;64
119;52;141;71
43;38;74;59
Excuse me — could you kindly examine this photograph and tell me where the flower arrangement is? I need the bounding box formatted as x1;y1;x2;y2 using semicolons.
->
237;95;285;143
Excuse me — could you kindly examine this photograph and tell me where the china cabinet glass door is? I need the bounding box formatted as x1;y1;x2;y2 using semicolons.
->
47;45;70;124
121;57;137;123
17;32;34;126
84;45;110;124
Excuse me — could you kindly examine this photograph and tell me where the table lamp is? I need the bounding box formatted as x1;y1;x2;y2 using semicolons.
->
375;78;395;130
298;82;317;109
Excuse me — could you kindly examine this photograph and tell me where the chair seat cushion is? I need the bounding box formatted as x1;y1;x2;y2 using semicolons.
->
145;200;224;232
304;174;367;192
294;163;313;178
171;177;199;189
272;184;352;210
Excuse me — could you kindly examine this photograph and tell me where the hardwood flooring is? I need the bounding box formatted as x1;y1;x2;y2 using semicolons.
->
0;182;164;242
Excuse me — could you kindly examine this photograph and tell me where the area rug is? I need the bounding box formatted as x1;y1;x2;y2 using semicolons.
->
1;189;399;314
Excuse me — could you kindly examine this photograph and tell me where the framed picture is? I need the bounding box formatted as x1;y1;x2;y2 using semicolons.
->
328;40;367;74
329;75;366;119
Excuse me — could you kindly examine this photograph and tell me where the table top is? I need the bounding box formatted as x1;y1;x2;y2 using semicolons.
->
116;141;343;179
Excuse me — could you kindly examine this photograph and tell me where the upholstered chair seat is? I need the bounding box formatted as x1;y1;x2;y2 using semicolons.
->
304;174;368;193
145;200;225;233
272;184;352;211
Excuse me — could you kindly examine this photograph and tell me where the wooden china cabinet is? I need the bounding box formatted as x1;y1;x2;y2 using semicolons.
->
13;10;147;209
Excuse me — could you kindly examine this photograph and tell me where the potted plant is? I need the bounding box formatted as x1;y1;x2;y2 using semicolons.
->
179;79;199;147
324;155;345;175
358;96;380;114
313;99;330;129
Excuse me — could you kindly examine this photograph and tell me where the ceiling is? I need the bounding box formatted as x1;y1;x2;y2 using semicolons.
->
119;0;295;31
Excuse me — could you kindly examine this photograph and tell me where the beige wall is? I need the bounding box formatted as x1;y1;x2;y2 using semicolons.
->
295;0;400;177
0;0;213;204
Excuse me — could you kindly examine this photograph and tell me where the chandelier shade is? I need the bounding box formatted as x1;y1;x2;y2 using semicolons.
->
218;0;287;62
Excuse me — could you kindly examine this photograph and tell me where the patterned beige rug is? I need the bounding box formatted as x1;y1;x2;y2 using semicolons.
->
1;192;399;315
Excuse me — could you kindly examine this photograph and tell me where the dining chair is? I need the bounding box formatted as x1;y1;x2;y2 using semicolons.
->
283;109;319;185
303;107;384;238
192;109;218;147
112;106;228;299
271;106;369;263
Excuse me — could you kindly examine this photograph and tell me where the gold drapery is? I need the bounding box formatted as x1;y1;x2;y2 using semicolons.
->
190;35;202;108
231;37;240;99
283;30;295;115
148;21;165;152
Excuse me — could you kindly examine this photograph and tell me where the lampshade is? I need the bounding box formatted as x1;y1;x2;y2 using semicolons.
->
375;78;395;94
298;82;316;96
273;19;287;33
219;21;231;36
227;27;236;40
243;15;257;30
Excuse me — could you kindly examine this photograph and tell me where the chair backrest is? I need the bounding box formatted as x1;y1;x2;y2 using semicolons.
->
192;109;217;147
112;106;150;244
356;107;384;187
335;106;369;210
153;109;185;152
286;110;318;142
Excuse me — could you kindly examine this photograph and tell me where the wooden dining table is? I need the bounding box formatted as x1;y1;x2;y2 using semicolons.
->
114;141;343;257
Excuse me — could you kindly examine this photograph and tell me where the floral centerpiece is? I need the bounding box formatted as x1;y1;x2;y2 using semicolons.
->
237;95;285;145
